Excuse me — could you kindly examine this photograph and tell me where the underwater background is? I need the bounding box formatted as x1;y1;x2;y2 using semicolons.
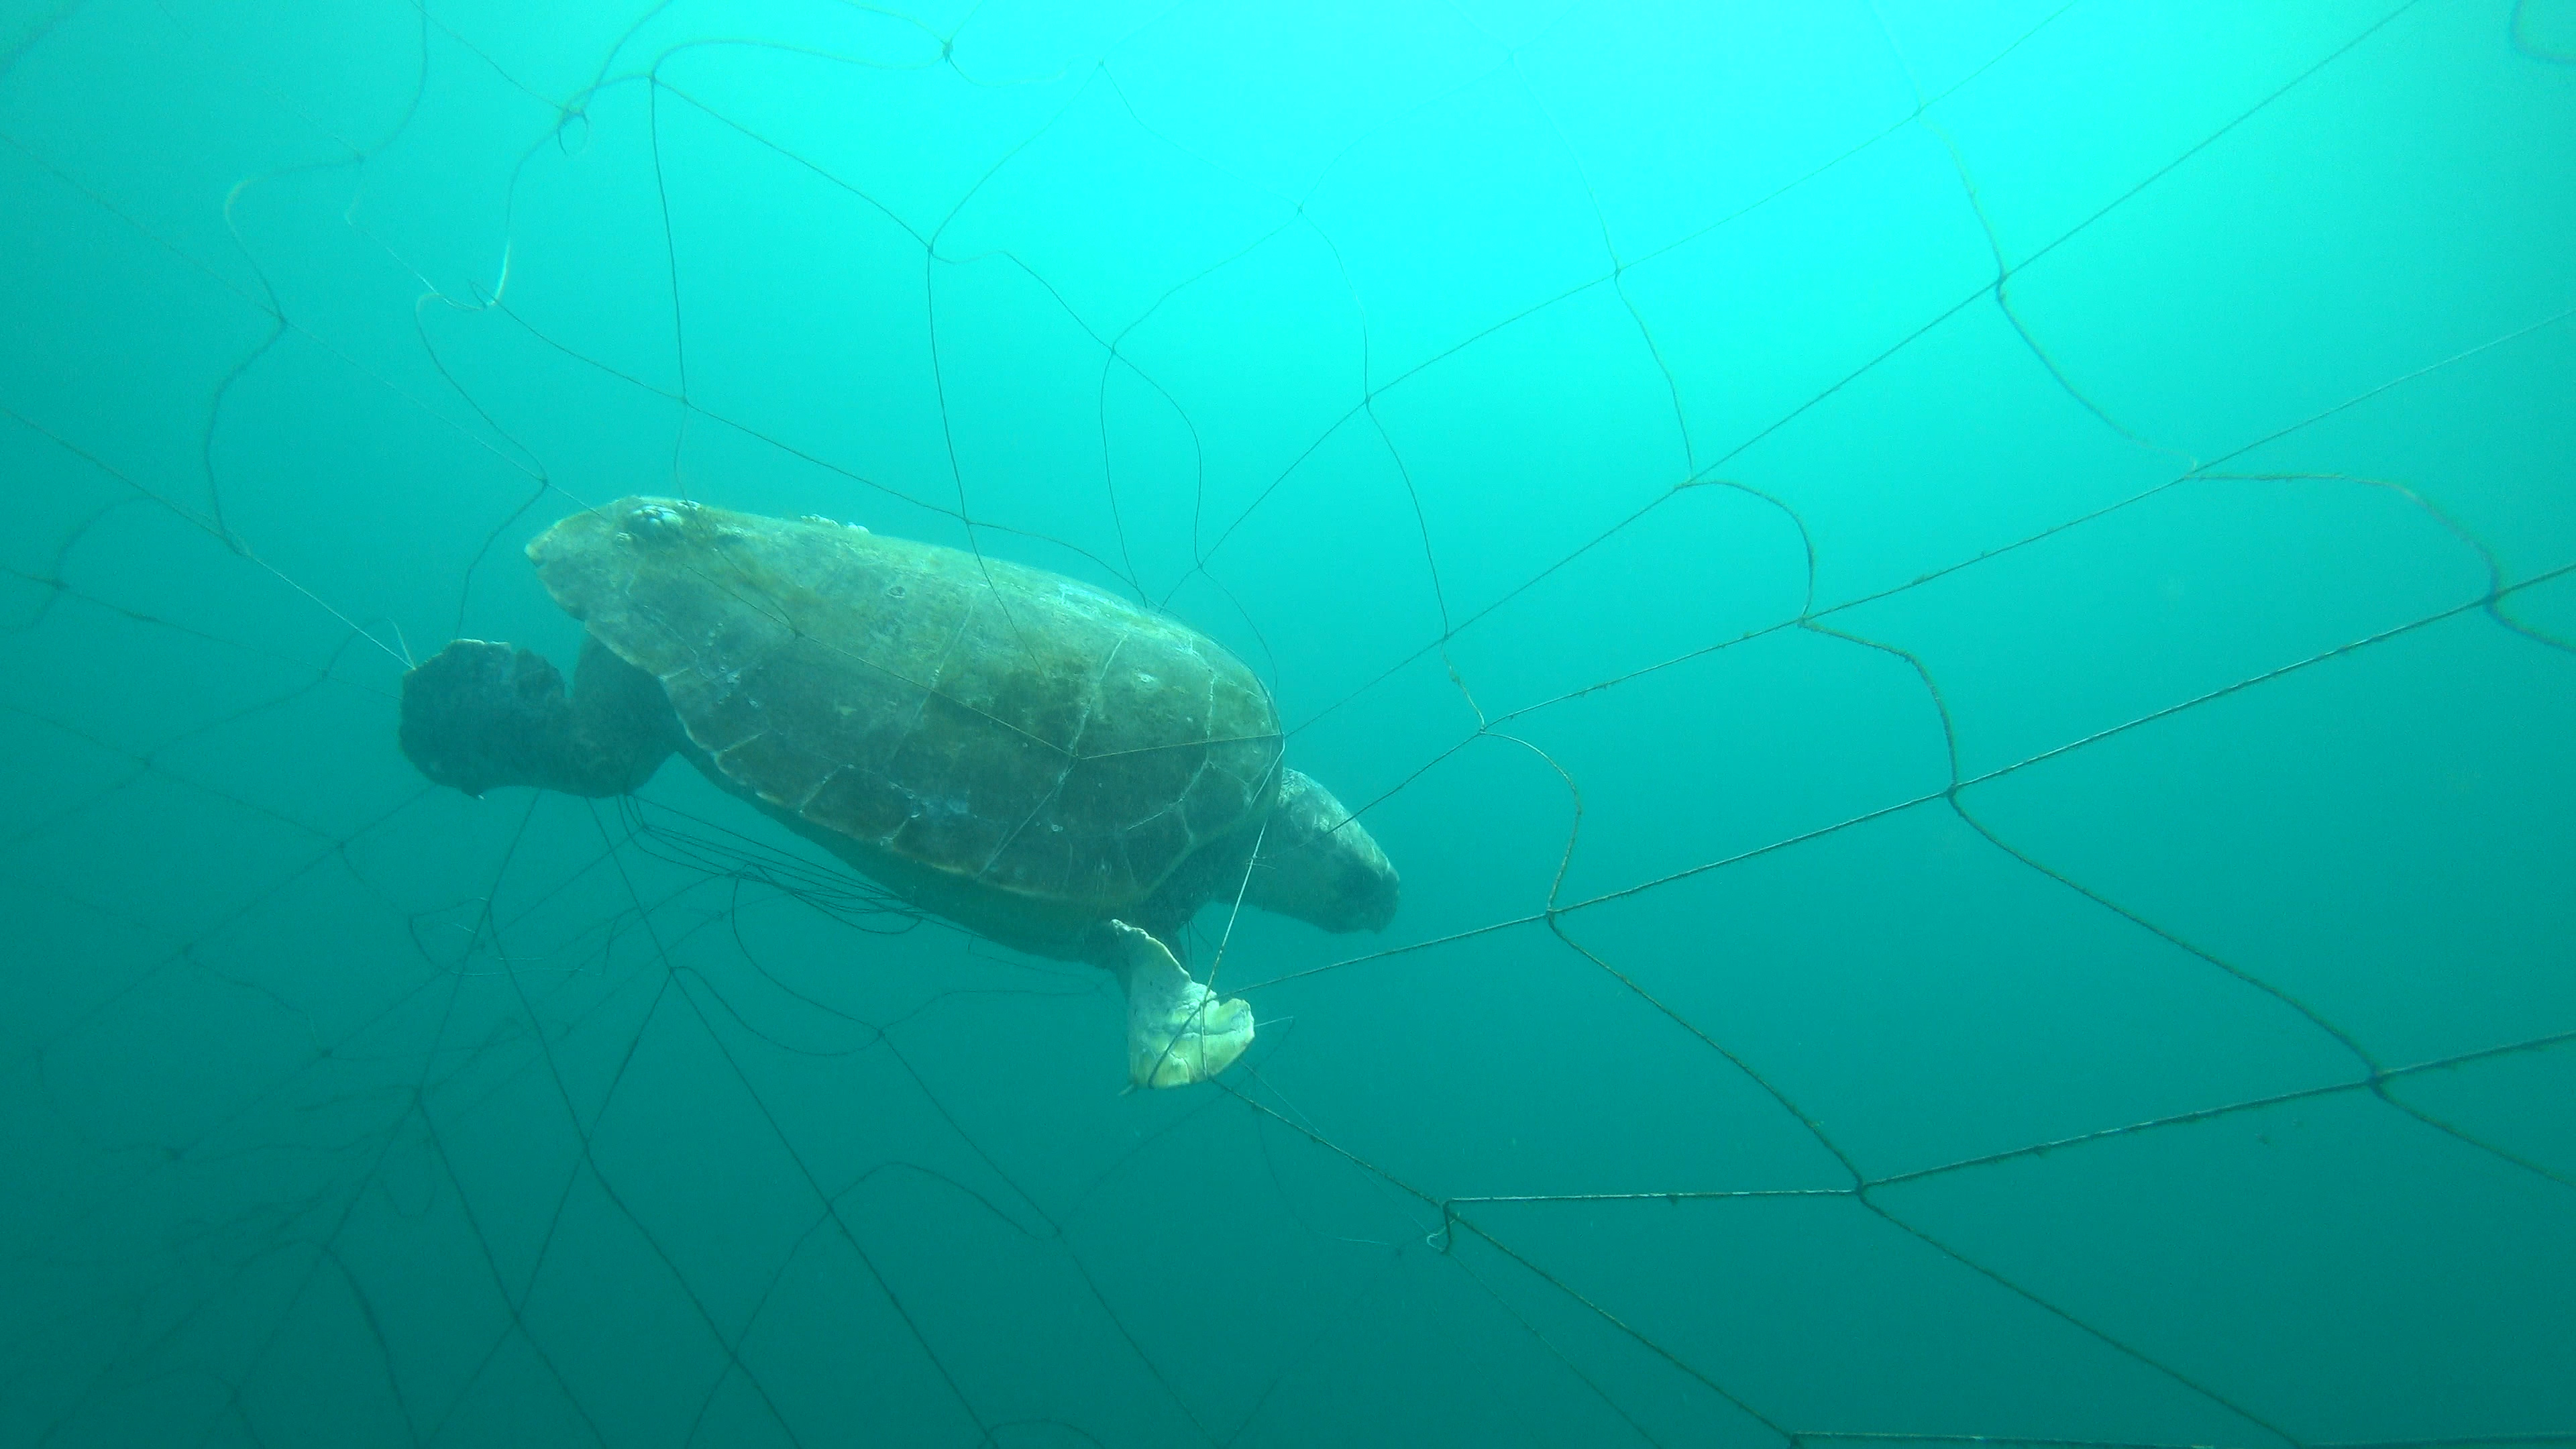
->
5;1;2575;1445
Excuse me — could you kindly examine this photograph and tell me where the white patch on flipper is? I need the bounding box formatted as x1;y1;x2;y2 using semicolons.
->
1106;920;1253;1088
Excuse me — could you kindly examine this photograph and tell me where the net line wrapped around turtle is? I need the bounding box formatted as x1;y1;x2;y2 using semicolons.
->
398;496;1401;1087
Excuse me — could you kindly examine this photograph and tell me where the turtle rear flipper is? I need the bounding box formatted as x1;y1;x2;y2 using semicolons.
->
400;637;676;797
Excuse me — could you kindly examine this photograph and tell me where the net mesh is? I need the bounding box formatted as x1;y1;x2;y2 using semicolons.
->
5;0;2575;1445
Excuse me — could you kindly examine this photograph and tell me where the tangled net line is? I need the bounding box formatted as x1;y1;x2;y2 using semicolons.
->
3;0;2572;1445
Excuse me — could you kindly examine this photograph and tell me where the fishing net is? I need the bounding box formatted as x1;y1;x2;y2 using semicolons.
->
5;0;2573;1444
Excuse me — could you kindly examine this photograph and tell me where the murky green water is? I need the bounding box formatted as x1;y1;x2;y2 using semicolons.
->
5;2;2573;1445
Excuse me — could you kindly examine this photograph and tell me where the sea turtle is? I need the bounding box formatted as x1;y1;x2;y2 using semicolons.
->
398;496;1398;1087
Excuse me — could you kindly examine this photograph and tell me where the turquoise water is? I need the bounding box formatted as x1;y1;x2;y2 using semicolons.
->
6;1;2575;1444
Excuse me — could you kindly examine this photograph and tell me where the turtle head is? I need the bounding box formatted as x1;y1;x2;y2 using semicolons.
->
1244;768;1400;934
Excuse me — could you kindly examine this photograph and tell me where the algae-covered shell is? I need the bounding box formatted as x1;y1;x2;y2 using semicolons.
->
529;497;1282;928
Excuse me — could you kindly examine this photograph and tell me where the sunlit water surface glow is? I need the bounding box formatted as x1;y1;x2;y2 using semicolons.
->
4;1;2575;1445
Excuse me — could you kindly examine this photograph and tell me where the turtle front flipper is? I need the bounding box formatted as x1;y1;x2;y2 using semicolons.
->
399;636;678;797
1105;921;1254;1088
